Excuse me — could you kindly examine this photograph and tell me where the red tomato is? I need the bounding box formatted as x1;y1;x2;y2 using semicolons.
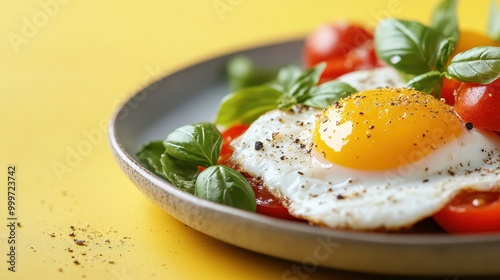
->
304;23;379;82
245;176;302;221
319;42;380;83
218;124;249;164
440;78;462;105
433;191;500;234
304;23;373;67
454;78;500;131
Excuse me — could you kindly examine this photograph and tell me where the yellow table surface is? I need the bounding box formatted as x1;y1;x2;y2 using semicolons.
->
0;1;493;279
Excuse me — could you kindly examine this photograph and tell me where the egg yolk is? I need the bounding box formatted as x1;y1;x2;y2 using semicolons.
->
313;88;464;170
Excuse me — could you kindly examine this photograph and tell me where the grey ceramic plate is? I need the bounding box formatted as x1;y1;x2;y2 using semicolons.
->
109;39;500;276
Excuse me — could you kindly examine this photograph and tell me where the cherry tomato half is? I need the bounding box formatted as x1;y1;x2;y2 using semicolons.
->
454;78;500;131
218;124;249;164
245;176;302;221
304;22;373;67
304;22;379;82
440;78;462;106
318;41;380;83
433;191;500;234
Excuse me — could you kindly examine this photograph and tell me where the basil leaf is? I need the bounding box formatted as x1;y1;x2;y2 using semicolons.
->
406;71;443;95
274;63;325;93
289;74;315;101
304;81;358;108
159;153;199;194
488;0;500;41
430;0;459;41
276;63;326;110
137;142;199;193
273;65;304;92
276;94;298;110
164;122;222;167
436;38;456;72
137;141;167;176
214;85;282;127
195;165;256;212
277;73;315;110
448;46;500;84
227;56;278;91
375;19;444;75
303;62;326;87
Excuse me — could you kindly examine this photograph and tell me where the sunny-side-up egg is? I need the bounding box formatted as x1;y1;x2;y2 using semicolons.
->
229;66;500;231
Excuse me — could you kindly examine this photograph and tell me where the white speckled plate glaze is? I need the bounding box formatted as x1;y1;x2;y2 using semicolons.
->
109;39;500;276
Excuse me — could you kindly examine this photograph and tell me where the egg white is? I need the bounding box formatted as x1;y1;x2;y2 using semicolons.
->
229;67;500;230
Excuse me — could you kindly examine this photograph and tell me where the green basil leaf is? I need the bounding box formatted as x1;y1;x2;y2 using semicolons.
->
273;65;304;92
448;46;500;84
137;142;199;193
277;73;315;110
195;165;256;212
276;94;298;110
214;85;282;127
159;153;199;194
274;63;325;94
488;0;500;41
406;71;443;95
289;75;315;101
275;63;326;110
375;19;444;75
436;38;456;72
164;122;222;167
304;81;358;108
227;56;278;91
137;141;167;176
303;62;326;87
430;0;459;41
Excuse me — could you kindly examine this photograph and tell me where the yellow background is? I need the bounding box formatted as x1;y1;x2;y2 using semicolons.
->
0;0;493;279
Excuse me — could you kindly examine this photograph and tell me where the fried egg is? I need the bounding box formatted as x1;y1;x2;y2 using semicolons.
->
229;67;500;230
